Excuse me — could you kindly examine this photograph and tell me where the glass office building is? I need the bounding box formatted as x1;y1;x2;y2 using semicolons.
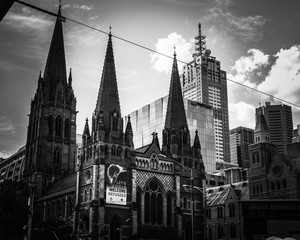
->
127;96;216;174
230;127;254;168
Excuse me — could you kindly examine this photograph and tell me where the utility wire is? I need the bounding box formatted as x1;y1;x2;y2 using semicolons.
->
226;78;300;108
66;17;187;65
14;0;300;109
65;17;300;109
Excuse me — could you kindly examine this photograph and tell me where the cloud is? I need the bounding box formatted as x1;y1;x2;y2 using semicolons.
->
229;49;271;86
258;45;300;106
151;33;193;74
63;4;93;11
0;117;15;133
206;0;268;41
228;45;300;129
229;102;255;129
4;7;52;30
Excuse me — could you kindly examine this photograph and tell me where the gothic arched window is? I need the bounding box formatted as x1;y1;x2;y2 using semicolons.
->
166;193;172;226
48;115;54;135
55;115;63;137
89;188;92;201
53;148;61;165
111;145;116;156
137;189;142;224
144;179;164;226
64;118;70;138
117;147;122;157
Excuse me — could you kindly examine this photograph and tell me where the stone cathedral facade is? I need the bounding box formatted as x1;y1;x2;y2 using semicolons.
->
1;5;206;240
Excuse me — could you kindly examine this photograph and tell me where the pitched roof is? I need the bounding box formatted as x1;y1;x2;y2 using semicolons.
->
255;106;269;133
38;173;76;201
206;181;249;206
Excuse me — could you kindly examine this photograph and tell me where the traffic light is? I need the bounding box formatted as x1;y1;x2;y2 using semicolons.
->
0;0;15;22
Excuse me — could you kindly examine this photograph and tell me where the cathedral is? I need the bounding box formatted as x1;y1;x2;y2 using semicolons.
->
1;5;206;240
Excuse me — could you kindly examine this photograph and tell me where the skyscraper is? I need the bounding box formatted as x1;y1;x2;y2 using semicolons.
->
259;102;293;155
180;23;230;163
230;127;254;168
128;97;216;174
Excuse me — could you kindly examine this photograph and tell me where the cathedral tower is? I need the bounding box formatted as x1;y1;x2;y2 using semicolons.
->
76;31;135;239
249;106;277;199
162;51;206;239
24;6;77;197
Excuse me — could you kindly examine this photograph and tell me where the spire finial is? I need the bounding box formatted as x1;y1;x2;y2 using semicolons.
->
109;25;112;37
58;0;62;14
173;46;177;58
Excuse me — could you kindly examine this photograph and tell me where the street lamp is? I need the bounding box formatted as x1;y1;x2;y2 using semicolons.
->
172;159;206;240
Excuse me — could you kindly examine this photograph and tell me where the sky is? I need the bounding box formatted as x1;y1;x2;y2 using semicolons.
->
1;0;300;157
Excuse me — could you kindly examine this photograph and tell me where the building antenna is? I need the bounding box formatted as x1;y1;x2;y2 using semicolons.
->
195;22;206;57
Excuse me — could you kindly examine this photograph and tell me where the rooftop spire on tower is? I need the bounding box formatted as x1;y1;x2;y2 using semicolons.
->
195;22;206;56
254;106;270;144
43;3;67;94
164;49;188;131
94;28;121;131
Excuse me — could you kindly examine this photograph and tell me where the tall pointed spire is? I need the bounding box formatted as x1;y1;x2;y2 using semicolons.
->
83;118;91;137
125;115;134;147
43;4;67;98
94;29;121;132
254;106;270;144
163;49;190;156
164;49;188;131
68;68;72;86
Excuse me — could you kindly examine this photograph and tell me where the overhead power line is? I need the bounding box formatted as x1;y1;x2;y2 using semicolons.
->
226;79;300;108
68;16;300;109
10;1;300;109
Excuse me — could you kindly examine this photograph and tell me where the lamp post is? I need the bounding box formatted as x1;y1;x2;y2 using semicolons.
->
172;159;206;240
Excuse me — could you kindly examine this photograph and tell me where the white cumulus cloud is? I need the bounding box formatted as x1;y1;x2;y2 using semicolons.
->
229;102;256;129
258;45;300;106
151;33;193;74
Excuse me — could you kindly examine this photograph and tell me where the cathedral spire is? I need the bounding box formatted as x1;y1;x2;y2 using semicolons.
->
94;29;121;132
68;68;72;86
163;49;190;155
164;49;188;132
43;4;67;97
125;115;134;147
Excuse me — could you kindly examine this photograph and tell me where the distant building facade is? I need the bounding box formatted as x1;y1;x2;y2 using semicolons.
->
260;102;293;155
206;181;248;240
129;97;216;174
249;106;300;199
180;23;230;163
0;146;25;182
230;127;254;168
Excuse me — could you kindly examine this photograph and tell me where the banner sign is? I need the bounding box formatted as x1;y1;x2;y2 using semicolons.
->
106;164;127;205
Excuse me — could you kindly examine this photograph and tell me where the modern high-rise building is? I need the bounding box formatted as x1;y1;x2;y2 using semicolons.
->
259;102;293;155
230;127;254;168
180;23;230;163
128;96;216;174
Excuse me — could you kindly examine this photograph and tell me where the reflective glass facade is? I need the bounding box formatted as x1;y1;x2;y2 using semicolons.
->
230;127;254;168
127;96;216;174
